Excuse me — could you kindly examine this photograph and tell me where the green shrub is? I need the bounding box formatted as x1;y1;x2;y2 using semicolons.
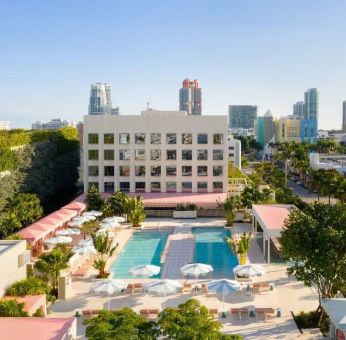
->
33;307;45;317
0;299;28;316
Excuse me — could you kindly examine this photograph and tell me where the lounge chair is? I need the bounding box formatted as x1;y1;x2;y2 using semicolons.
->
126;283;135;294
133;283;143;293
230;308;240;320
181;283;193;294
81;310;93;317
209;309;218;318
255;308;266;321
265;308;276;321
139;309;150;317
201;283;208;294
148;309;160;318
240;308;249;320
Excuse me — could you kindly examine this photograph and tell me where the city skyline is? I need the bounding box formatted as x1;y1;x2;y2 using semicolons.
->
0;1;345;129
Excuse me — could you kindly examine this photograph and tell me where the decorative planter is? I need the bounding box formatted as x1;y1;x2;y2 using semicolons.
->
173;211;197;219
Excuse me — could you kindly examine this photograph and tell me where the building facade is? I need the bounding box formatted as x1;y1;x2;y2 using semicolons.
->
89;83;119;116
31;118;75;130
0;121;10;130
275;117;317;143
343;101;346;133
179;79;202;115
304;88;319;123
300;118;317;143
227;134;241;169
83;110;228;193
254;110;275;146
228;105;257;129
293;101;305;118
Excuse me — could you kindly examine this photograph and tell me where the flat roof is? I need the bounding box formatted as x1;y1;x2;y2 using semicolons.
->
322;299;346;332
3;295;46;314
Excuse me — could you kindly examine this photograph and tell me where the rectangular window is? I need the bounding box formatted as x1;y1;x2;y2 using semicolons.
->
166;166;177;176
104;182;114;193
197;150;208;160
151;149;161;161
88;166;99;176
198;166;208;176
119;133;130;144
119;182;130;192
213;165;223;176
213;182;223;192
213;150;224;160
182;150;192;160
104;166;114;176
182;166;192;176
88;133;98;144
135;149;146;160
135;166;146;176
119;166;130;177
182;133;192;144
151;165;161;177
197;134;208;144
151;133;161;144
119;150;130;160
166;182;176;192
88;182;99;190
213;133;223;144
104;149;114;160
135;133;146;144
197;182;208;192
104;133;114;144
166;150;177;160
151;182;161;192
182;182;192;192
135;182;146;192
88;150;99;160
166;133;177;144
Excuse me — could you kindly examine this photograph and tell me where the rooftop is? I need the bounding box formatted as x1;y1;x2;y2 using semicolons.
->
322;298;346;332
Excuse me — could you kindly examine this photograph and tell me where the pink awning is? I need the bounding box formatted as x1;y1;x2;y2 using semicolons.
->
62;200;86;213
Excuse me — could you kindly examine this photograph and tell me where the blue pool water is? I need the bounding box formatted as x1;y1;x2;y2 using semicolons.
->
192;227;238;278
110;229;172;278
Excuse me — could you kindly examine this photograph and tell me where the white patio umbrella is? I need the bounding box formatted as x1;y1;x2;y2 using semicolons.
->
78;238;93;246
99;221;119;229
96;229;116;238
103;216;125;223
145;279;182;309
56;228;81;236
129;265;161;278
72;244;97;255
207;279;242;311
44;236;72;245
83;210;103;217
90;279;128;310
233;264;266;278
181;263;213;279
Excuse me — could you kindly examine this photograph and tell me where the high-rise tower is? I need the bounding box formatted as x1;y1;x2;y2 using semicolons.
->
293;101;305;118
179;79;202;115
343;101;346;133
304;88;319;124
88;83;116;115
228;105;257;129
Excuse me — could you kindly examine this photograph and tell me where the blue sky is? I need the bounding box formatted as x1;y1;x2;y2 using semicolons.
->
0;0;345;129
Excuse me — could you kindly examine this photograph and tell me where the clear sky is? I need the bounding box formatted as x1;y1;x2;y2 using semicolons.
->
0;0;345;129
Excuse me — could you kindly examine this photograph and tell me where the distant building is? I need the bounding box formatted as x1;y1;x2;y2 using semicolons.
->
228;127;254;137
310;152;346;175
343;101;346;133
179;79;202;115
254;110;275;146
293;101;305;118
31;118;75;130
300;119;317;143
0;121;10;130
304;88;319;124
227;134;241;169
88;83;119;116
228;105;257;129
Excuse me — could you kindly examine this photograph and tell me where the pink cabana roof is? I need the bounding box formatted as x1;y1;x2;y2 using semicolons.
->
0;317;75;340
3;294;46;315
63;200;86;212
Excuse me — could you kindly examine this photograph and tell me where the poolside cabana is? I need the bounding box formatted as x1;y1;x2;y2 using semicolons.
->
62;200;86;214
321;298;346;339
251;204;295;263
3;294;47;316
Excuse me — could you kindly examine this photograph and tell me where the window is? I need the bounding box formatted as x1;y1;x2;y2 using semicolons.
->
151;182;161;192
104;182;114;193
166;133;177;144
151;149;161;161
197;150;208;160
135;149;145;160
88;133;98;144
151;165;161;176
104;166;114;176
88;182;99;190
182;133;192;144
135;166;145;176
213;133;223;144
119;166;130;176
151;133;161;144
120;182;130;192
119;150;130;160
198;166;208;176
182;166;192;176
197;134;208;144
119;133;130;144
135;182;145;192
213;182;223;192
166;182;176;192
135;133;145;144
197;182;208;192
213;165;223;176
104;149;114;160
88;150;99;160
182;150;192;160
88;166;99;176
166;166;176;176
104;133;114;144
182;182;192;192
166;150;177;160
213;150;223;160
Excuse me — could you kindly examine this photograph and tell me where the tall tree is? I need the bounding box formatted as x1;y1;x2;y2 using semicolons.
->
85;185;104;211
125;195;145;228
106;190;128;216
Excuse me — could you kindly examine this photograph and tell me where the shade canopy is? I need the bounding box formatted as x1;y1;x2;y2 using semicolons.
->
129;265;161;278
91;279;128;295
181;263;213;278
83;211;103;217
56;228;81;236
233;264;266;277
44;236;72;245
72;244;96;255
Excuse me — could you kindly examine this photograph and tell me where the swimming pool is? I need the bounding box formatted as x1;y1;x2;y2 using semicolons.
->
110;229;172;278
192;227;238;278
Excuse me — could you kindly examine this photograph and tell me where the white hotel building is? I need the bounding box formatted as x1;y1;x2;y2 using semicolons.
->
83;110;228;193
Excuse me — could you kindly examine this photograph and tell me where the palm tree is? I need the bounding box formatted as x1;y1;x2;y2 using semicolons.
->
307;169;325;202
80;220;99;239
320;169;340;205
217;195;241;227
275;142;296;186
225;232;251;265
107;190;128;216
125;195;146;228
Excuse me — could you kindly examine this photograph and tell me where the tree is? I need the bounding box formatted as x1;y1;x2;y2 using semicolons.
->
240;184;262;209
81;220;100;239
280;203;346;324
126;195;145;228
0;299;28;317
84;308;159;340
320;169;340;205
311;139;337;154
106;190;129;216
275;142;296;186
335;177;346;203
217;195;241;227
306;169;325;202
225;232;251;265
85;185;104;211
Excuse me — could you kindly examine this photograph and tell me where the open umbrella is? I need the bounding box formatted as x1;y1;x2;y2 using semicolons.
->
145;279;182;309
207;279;242;311
181;263;213;279
103;216;125;223
68;216;95;228
233;264;266;278
83;210;103;217
56;228;81;236
129;265;161;278
91;279;128;310
96;229;116;238
99;222;119;229
72;243;97;255
45;236;72;245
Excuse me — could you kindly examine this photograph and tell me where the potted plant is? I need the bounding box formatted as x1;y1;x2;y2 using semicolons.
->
217;195;241;227
125;195;145;228
173;203;197;219
225;232;251;265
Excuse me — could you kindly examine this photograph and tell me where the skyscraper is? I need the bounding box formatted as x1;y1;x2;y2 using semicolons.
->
304;88;319;123
254;110;275;146
228;105;257;129
343;101;346;133
293;101;305;118
88;83;117;115
179;79;202;115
